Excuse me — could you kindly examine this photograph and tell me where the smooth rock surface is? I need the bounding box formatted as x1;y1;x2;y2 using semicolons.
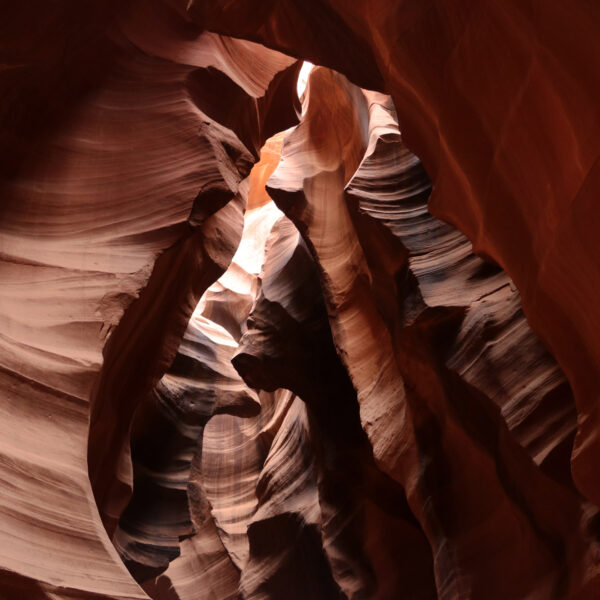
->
196;0;600;512
2;2;600;599
0;1;296;597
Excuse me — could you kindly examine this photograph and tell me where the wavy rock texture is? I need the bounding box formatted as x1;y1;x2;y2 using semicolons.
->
113;310;260;581
2;1;600;599
195;0;600;516
122;197;283;593
344;91;577;484
0;1;297;597
266;68;598;598
233;216;437;599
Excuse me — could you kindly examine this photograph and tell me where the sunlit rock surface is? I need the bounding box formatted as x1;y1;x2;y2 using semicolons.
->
267;68;595;599
1;1;600;599
0;1;296;597
196;0;600;514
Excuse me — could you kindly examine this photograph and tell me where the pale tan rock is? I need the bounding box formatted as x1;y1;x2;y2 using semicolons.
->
0;2;296;597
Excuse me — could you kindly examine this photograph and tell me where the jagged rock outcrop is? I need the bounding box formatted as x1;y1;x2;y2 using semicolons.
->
344;90;577;485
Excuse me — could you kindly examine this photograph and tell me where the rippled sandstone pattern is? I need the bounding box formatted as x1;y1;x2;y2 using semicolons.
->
194;0;600;512
1;1;600;599
0;1;297;597
266;67;596;599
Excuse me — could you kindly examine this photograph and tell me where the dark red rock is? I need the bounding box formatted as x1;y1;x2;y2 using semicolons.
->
197;0;600;513
266;67;597;599
2;1;600;599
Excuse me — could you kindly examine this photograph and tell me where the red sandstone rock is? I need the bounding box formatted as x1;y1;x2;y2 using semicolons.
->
233;215;437;598
1;1;600;599
196;0;600;514
266;67;598;598
0;1;296;597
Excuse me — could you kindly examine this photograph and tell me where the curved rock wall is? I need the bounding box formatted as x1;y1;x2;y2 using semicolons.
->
0;1;297;597
2;1;600;599
266;68;596;598
195;0;600;512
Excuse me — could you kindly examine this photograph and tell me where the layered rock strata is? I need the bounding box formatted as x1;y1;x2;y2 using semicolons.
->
115;195;283;591
233;216;437;599
196;0;600;512
0;1;297;597
1;2;600;599
266;68;597;598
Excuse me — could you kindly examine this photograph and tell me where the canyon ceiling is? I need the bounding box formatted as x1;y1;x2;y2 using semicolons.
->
1;1;600;599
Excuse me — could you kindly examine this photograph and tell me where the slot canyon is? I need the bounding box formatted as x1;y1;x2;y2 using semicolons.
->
1;1;600;598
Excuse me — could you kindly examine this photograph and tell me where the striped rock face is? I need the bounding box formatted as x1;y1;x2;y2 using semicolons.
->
1;2;600;599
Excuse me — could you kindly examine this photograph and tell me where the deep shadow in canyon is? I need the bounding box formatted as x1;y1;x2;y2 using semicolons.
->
1;1;600;599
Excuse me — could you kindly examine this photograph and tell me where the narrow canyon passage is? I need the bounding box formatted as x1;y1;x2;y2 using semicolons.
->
1;2;600;599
